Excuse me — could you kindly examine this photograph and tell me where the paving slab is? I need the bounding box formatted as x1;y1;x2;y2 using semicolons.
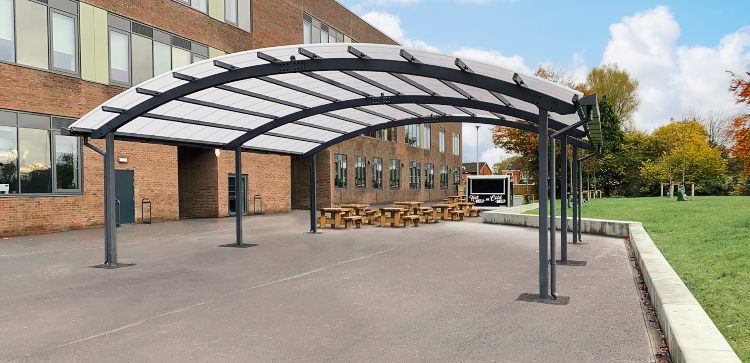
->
0;211;653;362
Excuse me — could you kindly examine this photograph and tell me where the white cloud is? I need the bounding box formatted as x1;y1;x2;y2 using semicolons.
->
452;48;533;74
601;6;750;130
361;11;440;51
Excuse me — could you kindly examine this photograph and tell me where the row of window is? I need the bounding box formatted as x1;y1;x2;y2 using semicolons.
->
303;13;353;44
363;126;460;156
0;110;81;195
173;0;252;32
0;0;226;86
334;154;450;190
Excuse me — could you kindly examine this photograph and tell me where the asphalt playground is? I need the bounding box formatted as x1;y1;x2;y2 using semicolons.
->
0;211;654;362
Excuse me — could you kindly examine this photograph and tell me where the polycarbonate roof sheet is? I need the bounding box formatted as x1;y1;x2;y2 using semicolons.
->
68;43;593;156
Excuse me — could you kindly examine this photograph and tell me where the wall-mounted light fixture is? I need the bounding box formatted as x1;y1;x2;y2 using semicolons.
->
118;157;128;164
214;149;221;157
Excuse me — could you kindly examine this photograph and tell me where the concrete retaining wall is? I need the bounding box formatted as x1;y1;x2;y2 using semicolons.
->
482;210;742;363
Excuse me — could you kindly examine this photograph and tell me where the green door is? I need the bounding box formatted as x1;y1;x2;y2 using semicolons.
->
115;170;135;224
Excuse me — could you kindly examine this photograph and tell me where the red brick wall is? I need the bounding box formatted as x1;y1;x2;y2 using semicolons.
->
216;151;292;215
178;147;220;218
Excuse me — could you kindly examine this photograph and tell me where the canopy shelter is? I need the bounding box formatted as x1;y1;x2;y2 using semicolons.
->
65;43;601;300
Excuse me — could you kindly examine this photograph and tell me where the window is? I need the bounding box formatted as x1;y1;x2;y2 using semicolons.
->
334;154;347;188
303;18;311;44
54;134;80;191
16;0;48;70
439;129;445;153
0;111;81;195
0;0;15;62
452;133;460;156
422;124;431;150
225;0;238;24
153;41;171;76
131;34;153;84
354;156;366;188
372;157;383;189
50;11;76;73
304;13;350;44
409;161;421;190
192;54;206;63
389;159;400;189
109;29;130;85
405;124;419;146
191;0;207;13
0;126;18;194
19;128;51;193
440;165;448;189
366;127;396;142
425;163;435;189
171;46;190;68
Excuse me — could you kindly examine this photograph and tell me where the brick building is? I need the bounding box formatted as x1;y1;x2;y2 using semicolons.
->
0;0;462;236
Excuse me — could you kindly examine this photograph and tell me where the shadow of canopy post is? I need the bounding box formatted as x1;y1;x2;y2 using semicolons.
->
64;43;602;300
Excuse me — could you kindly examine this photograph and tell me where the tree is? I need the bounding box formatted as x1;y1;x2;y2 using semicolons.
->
682;109;732;149
640;121;728;194
729;71;750;105
586;64;640;129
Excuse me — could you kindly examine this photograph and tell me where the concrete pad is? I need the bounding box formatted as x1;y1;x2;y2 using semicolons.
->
0;212;653;362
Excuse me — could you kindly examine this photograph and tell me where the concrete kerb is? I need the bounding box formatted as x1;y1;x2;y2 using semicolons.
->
482;209;742;363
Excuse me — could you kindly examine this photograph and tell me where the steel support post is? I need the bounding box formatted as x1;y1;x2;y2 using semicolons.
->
560;136;568;262
578;154;584;242
537;109;549;299
309;154;317;233
235;147;243;246
549;135;557;298
572;146;579;244
104;132;117;266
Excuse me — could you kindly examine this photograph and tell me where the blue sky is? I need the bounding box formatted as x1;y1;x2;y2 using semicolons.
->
338;0;750;166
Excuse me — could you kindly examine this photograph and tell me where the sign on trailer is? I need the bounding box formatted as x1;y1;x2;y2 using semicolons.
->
466;175;513;208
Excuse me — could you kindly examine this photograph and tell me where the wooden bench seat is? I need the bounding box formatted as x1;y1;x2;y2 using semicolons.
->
467;208;482;217
449;209;465;221
342;215;363;229
402;215;420;227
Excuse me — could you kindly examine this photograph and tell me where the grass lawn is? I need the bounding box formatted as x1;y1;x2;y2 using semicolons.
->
528;196;750;360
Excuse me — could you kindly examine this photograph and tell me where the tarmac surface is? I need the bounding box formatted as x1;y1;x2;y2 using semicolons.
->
0;211;653;362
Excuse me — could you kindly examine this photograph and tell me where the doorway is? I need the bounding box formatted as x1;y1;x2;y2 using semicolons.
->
228;173;248;216
115;169;135;224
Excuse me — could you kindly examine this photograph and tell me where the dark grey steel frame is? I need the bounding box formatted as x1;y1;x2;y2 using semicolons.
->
68;48;599;299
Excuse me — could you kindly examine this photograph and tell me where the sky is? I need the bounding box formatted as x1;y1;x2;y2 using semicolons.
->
337;0;750;167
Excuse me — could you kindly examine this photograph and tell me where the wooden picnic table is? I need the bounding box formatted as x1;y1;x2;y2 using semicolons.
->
319;207;352;229
446;195;466;204
379;207;406;228
456;201;474;213
393;201;423;215
430;203;455;220
340;204;370;216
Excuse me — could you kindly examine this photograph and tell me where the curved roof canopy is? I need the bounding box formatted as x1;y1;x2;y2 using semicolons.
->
67;43;601;155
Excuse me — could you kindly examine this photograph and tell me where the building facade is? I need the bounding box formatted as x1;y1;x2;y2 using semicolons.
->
0;0;462;237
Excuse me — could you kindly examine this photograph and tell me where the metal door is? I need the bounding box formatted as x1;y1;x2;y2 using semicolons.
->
115;170;135;224
228;174;248;216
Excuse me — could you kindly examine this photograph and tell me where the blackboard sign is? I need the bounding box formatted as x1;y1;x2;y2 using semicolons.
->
467;175;512;208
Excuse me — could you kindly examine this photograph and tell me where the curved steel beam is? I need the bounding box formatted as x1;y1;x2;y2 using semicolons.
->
91;57;578;138
225;95;585;149
302;116;589;156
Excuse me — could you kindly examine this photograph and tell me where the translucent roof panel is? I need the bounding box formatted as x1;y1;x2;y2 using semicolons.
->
67;43;598;155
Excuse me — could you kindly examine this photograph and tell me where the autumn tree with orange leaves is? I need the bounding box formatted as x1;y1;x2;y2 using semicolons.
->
728;72;750;189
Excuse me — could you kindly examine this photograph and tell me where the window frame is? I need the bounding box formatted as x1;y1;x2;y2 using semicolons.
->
48;8;79;75
452;133;460;156
389;159;400;189
333;153;347;188
0;0;17;64
439;129;445;153
354;155;366;189
424;163;434;189
440;165;448;189
52;131;82;193
108;27;131;86
224;0;238;25
372;157;383;189
0;111;83;197
409;161;421;190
